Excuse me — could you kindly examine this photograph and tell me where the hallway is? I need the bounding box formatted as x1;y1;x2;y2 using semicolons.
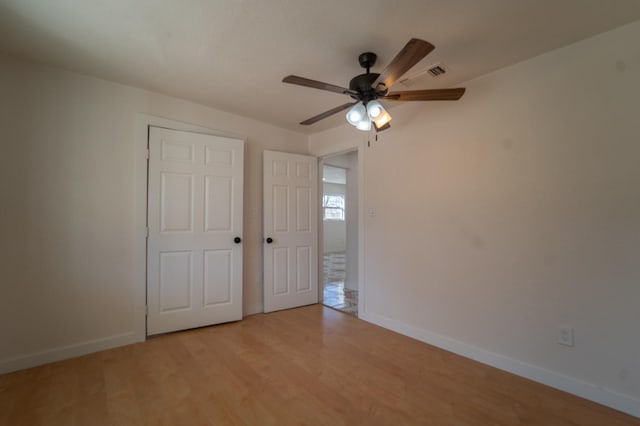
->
322;252;358;316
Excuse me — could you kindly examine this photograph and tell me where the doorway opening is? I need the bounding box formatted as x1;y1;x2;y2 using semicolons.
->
321;151;358;316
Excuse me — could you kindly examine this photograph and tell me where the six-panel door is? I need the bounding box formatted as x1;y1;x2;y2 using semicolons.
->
263;150;318;312
147;127;244;335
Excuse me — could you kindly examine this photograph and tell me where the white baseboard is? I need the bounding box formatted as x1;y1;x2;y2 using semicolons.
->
360;311;640;419
0;332;143;374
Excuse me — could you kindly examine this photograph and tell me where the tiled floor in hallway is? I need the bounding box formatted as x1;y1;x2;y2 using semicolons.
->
322;252;358;316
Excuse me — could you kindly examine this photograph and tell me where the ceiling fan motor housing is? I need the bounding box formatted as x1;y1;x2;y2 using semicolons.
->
350;51;389;103
349;73;380;103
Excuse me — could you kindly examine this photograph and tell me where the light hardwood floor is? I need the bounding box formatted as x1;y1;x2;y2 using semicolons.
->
1;305;638;425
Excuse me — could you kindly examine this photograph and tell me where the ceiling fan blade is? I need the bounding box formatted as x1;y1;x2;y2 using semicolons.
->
283;75;357;96
384;88;466;101
300;102;359;125
373;38;435;90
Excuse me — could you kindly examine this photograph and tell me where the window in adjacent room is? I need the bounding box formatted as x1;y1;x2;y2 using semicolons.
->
323;194;345;221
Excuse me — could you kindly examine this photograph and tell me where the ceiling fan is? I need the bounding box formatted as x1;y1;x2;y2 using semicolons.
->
282;38;465;132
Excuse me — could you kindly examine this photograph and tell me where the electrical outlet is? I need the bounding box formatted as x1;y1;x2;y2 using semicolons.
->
558;325;574;347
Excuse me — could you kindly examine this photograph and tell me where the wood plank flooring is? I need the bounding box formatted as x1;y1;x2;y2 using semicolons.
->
1;305;638;425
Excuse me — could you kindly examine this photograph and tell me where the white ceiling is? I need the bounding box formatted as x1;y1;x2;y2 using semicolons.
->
1;0;639;134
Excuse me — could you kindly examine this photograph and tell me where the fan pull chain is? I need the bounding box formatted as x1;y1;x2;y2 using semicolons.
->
367;130;379;147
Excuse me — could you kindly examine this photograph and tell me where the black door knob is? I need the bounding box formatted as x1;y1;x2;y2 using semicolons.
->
234;237;242;244
265;237;273;244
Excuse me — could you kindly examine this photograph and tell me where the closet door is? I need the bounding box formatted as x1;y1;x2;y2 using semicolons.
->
147;127;243;335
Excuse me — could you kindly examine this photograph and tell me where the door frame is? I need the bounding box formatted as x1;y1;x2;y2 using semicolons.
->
134;114;246;340
316;143;366;318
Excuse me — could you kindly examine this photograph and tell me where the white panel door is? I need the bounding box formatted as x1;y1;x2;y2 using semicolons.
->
147;126;244;335
263;150;318;312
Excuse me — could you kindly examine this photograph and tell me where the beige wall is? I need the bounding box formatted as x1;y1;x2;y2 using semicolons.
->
0;53;308;371
309;21;640;415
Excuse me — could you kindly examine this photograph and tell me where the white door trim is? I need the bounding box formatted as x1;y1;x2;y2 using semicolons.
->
134;114;246;340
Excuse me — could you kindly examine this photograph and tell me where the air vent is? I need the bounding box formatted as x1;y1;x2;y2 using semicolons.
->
427;64;447;77
398;63;449;87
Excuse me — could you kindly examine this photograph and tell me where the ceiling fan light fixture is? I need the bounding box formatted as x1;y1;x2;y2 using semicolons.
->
373;109;392;128
366;100;384;119
346;102;366;126
355;116;372;131
365;100;392;129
